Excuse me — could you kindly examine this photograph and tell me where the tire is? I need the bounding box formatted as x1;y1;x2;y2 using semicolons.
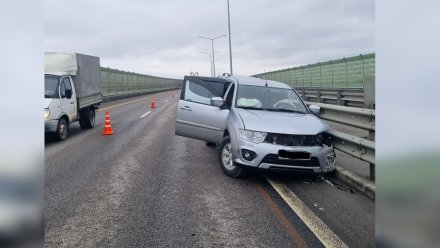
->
218;136;247;178
55;118;68;141
79;108;95;129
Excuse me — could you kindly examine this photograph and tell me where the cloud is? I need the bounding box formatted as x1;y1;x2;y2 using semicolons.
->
45;0;374;78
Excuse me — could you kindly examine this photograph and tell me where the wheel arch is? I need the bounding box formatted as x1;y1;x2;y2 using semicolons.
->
59;113;70;127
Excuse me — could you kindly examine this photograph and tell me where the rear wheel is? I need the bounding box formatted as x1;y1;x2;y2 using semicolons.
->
218;136;247;178
55;118;68;141
79;108;95;129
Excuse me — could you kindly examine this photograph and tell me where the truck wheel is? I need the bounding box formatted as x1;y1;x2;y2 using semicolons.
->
218;136;247;178
79;108;95;129
55;118;68;141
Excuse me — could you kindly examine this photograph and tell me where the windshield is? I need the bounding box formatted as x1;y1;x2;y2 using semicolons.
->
235;85;308;113
45;75;60;98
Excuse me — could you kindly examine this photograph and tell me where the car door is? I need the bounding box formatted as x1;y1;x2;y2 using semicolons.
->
60;76;77;122
175;76;230;144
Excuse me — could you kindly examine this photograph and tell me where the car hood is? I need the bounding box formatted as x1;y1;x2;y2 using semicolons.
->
235;108;329;135
44;98;54;108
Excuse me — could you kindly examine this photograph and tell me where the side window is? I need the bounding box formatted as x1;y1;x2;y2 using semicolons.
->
63;78;72;92
184;80;224;105
225;84;235;108
60;79;66;98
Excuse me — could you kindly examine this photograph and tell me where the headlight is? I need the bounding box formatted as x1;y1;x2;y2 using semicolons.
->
239;129;267;143
315;133;323;146
44;108;50;119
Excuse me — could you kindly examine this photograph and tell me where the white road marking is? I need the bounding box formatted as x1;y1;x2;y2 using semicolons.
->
265;177;348;248
140;111;152;118
97;92;170;112
164;99;169;103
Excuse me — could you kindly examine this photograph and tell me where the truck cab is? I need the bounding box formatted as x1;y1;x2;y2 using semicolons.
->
44;74;78;140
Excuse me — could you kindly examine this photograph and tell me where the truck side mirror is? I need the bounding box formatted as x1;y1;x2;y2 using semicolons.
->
65;89;72;99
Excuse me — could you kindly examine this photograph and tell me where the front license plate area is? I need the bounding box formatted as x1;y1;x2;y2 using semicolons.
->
278;150;311;160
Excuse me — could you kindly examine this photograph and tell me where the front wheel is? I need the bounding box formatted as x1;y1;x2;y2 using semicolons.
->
218;136;247;178
55;118;68;141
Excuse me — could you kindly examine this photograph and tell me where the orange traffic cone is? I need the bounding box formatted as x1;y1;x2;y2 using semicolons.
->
151;99;156;108
102;112;114;135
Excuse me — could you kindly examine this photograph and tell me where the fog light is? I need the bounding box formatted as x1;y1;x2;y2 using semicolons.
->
241;149;257;161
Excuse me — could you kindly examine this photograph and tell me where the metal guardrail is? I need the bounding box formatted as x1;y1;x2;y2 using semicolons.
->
305;102;375;131
305;101;376;180
325;130;375;165
298;88;366;108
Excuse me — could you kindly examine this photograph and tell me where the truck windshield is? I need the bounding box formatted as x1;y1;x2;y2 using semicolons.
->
45;75;60;98
235;85;308;113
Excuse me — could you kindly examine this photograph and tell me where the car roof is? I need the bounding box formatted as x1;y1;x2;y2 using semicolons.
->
183;75;291;89
183;75;227;83
228;75;291;89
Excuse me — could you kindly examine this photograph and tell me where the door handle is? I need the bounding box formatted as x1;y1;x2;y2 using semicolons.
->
70;101;75;104
179;106;192;111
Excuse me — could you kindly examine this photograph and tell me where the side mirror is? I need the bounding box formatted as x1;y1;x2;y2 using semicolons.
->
211;97;224;107
308;105;320;115
65;89;72;99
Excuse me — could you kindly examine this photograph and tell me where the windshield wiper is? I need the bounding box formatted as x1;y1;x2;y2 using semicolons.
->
267;108;306;114
238;106;264;110
44;94;53;98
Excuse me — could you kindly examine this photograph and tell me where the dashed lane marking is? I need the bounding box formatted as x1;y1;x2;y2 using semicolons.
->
140;111;152;118
265;177;348;248
97;93;168;112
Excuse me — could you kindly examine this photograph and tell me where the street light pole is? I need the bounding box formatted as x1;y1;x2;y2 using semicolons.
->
227;0;233;75
201;51;221;77
211;39;216;76
198;35;226;77
201;51;213;76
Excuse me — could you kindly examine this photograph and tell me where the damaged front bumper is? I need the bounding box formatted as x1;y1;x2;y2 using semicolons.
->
233;139;336;173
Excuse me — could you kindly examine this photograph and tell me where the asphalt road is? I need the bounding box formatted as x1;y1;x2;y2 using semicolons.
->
45;91;374;247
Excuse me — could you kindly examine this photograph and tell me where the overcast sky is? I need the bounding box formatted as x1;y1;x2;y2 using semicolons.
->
45;0;374;79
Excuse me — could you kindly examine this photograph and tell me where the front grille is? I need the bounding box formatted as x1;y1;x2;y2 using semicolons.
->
261;154;320;167
265;133;317;146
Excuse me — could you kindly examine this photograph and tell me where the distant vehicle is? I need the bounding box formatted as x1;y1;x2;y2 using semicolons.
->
175;75;336;177
44;52;102;140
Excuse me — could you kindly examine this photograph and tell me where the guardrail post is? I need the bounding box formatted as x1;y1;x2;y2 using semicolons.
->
317;90;321;103
369;130;375;180
370;163;375;181
336;90;342;106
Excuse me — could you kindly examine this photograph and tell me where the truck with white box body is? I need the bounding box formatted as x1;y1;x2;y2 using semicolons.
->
44;52;102;140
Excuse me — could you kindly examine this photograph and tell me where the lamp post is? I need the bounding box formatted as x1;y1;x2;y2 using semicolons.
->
200;52;213;76
198;35;226;77
201;51;221;77
227;0;233;75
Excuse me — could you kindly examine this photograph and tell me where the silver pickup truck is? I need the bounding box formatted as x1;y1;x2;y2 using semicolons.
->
175;75;336;178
